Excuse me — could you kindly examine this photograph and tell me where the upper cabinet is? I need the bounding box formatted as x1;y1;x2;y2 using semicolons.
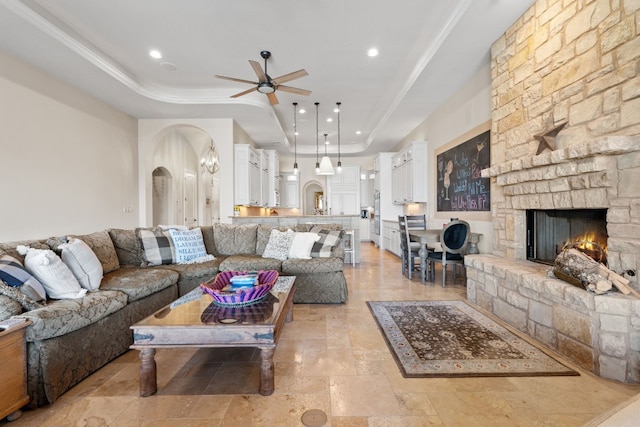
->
327;165;360;215
360;170;374;208
234;144;262;206
391;141;428;204
265;149;280;208
280;172;299;208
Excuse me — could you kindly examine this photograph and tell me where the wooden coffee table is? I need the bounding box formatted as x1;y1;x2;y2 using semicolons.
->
130;276;295;396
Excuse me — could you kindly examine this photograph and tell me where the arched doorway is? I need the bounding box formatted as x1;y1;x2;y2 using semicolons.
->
303;180;324;215
152;167;172;226
148;126;221;227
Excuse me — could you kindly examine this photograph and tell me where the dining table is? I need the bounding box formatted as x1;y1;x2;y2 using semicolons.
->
408;229;482;283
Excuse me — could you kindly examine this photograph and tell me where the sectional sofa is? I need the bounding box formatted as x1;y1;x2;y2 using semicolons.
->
0;222;347;408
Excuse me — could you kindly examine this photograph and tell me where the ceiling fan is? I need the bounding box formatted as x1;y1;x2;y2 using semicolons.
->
215;51;311;105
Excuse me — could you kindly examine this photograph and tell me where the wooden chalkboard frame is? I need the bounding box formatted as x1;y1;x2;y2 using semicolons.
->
434;121;491;220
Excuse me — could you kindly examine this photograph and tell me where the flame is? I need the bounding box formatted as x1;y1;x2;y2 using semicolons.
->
563;230;608;263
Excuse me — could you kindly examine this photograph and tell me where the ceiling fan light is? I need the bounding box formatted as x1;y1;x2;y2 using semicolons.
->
318;156;335;175
257;82;275;94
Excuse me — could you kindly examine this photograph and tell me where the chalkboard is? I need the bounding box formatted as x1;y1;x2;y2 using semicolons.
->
436;130;490;212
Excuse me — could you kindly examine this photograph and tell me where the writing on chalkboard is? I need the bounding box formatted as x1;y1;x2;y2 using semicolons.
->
437;130;490;212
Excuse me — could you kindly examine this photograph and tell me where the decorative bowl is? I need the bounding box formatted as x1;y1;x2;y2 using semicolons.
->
200;270;279;307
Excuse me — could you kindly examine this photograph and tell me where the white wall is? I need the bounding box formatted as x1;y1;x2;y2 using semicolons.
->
0;50;138;241
395;63;494;254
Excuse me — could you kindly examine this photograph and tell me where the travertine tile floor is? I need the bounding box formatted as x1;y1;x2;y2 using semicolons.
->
5;243;640;426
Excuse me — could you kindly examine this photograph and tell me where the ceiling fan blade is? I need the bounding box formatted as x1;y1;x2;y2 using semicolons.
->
277;85;311;96
230;87;258;98
267;92;279;105
214;75;259;85
272;69;308;85
249;60;267;81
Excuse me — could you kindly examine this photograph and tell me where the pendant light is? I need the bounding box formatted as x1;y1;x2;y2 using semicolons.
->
315;102;320;174
336;101;342;173
292;102;298;175
200;139;220;174
318;132;335;175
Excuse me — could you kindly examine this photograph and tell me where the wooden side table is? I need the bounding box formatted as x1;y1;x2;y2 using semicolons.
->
0;320;30;422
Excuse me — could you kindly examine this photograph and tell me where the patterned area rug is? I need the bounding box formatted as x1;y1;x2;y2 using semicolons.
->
367;300;579;378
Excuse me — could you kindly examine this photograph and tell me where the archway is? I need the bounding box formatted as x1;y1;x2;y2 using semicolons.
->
152;167;172;226
302;180;324;215
147;125;221;227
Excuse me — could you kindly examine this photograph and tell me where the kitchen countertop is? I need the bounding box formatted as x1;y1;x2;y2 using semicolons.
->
230;214;359;218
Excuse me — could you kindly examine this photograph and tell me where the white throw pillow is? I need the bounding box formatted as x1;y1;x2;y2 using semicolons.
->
168;228;209;264
20;246;86;299
262;229;294;261
59;237;104;291
288;232;321;260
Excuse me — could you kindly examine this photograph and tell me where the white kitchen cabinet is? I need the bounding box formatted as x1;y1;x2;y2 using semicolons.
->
373;153;402;250
280;172;299;208
265;150;280;208
327;165;360;215
359;218;371;241
360;170;375;208
259;149;268;206
383;220;401;258
391;141;428;204
235;144;262;206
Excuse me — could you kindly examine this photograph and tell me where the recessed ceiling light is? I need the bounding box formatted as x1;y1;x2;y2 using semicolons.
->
149;49;163;59
356;131;362;135
333;107;340;113
326;118;333;122
367;48;379;57
299;108;306;114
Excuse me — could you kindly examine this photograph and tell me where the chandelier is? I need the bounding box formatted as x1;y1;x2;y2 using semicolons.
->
200;139;220;174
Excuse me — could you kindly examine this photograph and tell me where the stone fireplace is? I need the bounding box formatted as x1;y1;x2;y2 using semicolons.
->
465;1;640;383
526;208;608;265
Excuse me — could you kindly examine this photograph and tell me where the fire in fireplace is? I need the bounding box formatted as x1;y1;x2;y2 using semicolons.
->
526;209;608;266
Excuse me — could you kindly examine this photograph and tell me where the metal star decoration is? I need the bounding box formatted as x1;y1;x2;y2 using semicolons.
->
534;121;567;154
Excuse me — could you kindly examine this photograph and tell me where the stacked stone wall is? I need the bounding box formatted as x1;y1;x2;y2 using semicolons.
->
473;0;640;383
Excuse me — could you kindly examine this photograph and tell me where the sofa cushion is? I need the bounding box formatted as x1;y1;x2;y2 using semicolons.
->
59;238;103;291
22;247;87;300
168;228;208;263
154;258;222;284
100;267;178;302
136;228;175;265
282;256;344;274
256;225;289;255
288;232;320;259
0;280;44;311
262;229;294;261
219;255;282;272
0;240;50;265
0;254;47;301
310;228;345;258
199;226;218;257
0;294;22;320
18;289;128;341
293;223;342;232
108;228;146;267
213;223;258;255
70;231;120;274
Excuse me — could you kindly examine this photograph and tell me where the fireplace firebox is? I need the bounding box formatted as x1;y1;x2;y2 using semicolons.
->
526;209;608;266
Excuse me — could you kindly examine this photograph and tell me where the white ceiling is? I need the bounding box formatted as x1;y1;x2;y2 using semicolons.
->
0;0;533;158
